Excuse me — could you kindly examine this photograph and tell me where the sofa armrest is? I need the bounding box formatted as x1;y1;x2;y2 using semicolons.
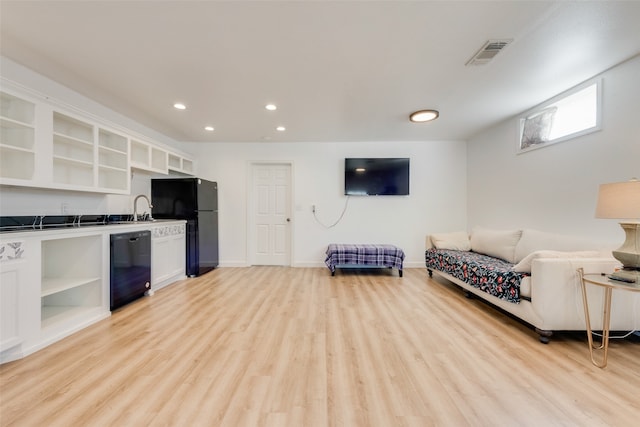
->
425;235;434;249
530;258;621;330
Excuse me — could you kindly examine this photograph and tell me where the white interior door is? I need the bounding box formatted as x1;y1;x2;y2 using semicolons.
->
251;163;291;265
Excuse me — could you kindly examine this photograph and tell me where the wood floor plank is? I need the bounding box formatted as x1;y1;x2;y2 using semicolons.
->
1;267;639;426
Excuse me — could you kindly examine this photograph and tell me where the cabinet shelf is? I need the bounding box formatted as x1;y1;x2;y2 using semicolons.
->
53;155;94;168
41;276;101;297
41;306;103;330
1;116;35;131
0;143;35;154
99;144;127;155
98;163;127;172
53;132;94;147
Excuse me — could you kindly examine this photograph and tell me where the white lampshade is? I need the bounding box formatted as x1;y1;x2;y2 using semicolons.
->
595;178;640;279
595;179;640;220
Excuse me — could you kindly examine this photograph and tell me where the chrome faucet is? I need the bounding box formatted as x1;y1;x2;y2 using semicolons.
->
133;194;153;222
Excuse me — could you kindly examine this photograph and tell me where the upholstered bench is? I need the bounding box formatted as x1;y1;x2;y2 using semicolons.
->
325;243;405;277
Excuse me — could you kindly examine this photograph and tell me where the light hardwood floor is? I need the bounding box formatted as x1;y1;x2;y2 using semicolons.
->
1;267;639;426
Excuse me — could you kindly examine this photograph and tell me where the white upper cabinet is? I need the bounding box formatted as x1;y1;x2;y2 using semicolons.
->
50;110;130;193
52;111;97;189
168;152;194;175
0;90;37;182
130;138;169;174
97;128;129;192
0;80;195;194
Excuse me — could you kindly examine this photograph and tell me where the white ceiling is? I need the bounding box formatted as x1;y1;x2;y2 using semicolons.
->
1;1;639;143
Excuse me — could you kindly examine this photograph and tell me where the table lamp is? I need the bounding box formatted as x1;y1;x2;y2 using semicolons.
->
595;178;640;282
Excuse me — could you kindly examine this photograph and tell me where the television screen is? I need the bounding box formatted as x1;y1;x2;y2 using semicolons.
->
344;158;410;196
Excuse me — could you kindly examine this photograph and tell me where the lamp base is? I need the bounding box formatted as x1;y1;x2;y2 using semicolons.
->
611;222;640;278
608;269;640;284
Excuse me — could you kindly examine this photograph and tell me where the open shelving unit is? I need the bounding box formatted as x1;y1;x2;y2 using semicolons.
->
0;91;36;181
130;138;168;174
151;146;168;172
2;81;196;194
52;112;96;187
40;235;103;330
168;152;194;175
98;128;128;191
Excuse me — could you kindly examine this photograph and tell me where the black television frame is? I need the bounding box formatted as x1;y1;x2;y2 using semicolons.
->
344;158;410;196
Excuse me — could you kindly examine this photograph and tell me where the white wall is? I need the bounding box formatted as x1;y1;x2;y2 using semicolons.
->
467;55;640;246
0;172;153;216
184;140;467;268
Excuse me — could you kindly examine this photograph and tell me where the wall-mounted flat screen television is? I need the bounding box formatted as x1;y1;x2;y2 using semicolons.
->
344;158;410;196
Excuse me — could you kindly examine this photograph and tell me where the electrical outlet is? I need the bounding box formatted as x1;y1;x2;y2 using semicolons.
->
61;202;69;215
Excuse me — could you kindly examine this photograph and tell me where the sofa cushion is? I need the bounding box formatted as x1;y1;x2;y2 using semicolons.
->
512;250;601;273
430;231;471;251
470;227;522;263
519;276;531;299
514;229;601;263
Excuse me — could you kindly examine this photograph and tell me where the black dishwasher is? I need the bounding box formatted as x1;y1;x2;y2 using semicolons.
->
110;230;151;311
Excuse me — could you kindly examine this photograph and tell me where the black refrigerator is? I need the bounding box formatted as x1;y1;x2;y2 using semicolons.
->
151;178;219;277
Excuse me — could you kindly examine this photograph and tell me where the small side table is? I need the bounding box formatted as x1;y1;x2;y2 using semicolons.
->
577;268;640;368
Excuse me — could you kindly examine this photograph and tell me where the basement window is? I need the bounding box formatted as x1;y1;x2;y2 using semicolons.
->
517;80;601;153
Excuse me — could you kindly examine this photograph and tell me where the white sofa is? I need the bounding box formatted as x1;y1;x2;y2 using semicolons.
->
425;227;640;343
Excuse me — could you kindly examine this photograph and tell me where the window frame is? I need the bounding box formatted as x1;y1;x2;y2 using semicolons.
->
516;78;602;154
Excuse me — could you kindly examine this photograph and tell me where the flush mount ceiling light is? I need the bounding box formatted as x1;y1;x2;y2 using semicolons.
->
410;109;439;123
204;126;214;131
265;104;277;111
173;103;186;110
276;126;286;131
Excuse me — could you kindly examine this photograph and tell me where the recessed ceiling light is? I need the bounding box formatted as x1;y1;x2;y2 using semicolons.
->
173;103;186;110
276;126;286;131
409;109;439;122
265;104;277;111
204;126;214;131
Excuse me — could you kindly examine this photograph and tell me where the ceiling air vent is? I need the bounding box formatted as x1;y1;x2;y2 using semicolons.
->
465;39;512;66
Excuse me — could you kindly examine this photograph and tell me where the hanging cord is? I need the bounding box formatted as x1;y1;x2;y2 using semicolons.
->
313;196;350;228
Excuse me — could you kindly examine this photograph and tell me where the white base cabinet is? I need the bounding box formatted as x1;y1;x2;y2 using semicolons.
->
0;239;38;359
39;234;109;348
0;220;186;364
151;223;186;291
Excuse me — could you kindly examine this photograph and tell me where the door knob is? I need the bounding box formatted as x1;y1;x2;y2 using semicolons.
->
286;218;291;222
